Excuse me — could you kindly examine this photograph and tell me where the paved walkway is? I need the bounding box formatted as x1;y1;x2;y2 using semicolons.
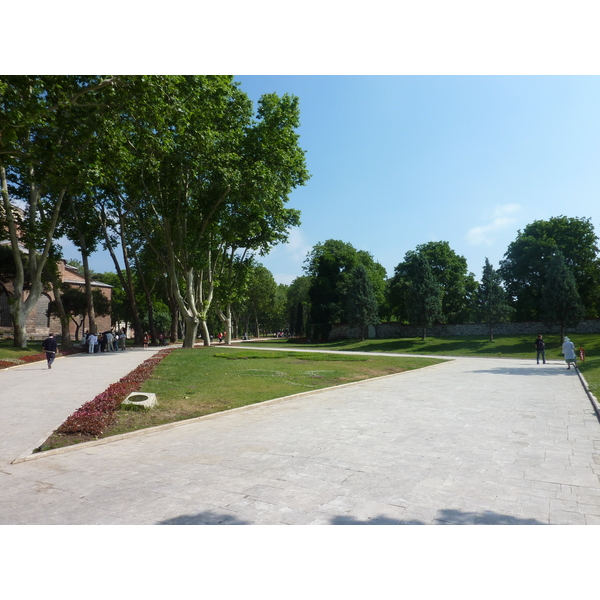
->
1;349;599;524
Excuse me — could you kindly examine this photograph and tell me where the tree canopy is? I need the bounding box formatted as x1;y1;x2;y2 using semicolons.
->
304;239;387;334
388;241;476;324
500;216;600;320
0;75;309;347
541;250;586;341
476;258;513;341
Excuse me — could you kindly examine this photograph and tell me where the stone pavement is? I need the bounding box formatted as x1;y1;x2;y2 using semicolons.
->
1;350;599;524
0;347;165;465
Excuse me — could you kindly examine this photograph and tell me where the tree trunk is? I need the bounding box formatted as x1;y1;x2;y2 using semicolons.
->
49;275;72;349
199;320;211;346
1;169;63;348
182;314;199;348
421;325;426;341
133;252;157;345
217;303;233;345
71;201;97;334
489;321;494;342
12;304;28;348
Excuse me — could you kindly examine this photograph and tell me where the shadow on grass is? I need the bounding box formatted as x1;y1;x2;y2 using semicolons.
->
157;508;545;525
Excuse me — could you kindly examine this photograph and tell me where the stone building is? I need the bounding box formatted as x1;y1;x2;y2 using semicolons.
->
0;258;112;340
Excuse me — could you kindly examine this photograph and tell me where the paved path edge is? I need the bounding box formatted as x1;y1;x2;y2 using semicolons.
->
576;367;600;422
12;360;449;464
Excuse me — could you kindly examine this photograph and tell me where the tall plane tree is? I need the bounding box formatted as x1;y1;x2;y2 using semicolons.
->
113;78;308;348
0;76;119;346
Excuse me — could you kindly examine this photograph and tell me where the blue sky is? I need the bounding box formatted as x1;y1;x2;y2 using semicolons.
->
64;76;600;285
225;76;600;284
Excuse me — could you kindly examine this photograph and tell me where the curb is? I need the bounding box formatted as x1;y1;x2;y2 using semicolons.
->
576;367;600;423
12;359;449;464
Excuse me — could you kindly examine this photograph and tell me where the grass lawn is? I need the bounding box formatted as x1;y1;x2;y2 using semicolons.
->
0;338;45;360
244;333;600;398
40;347;443;450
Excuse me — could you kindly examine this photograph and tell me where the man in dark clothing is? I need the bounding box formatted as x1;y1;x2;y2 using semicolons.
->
42;333;58;369
535;334;546;364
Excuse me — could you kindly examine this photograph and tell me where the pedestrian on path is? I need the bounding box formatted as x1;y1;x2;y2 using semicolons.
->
562;336;577;370
41;332;58;369
535;334;546;364
87;332;97;354
120;329;127;351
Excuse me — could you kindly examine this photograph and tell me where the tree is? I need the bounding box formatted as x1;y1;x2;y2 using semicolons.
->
111;78;308;348
346;264;380;340
541;250;586;342
237;264;278;337
476;258;513;341
287;276;311;336
0;75;120;346
304;240;387;338
48;287;111;341
500;216;600;320
388;241;476;324
407;253;443;340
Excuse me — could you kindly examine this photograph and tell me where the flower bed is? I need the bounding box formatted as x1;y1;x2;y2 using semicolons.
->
56;348;173;436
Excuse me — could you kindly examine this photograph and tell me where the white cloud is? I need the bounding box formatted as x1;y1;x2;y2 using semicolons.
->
466;204;521;246
283;228;312;263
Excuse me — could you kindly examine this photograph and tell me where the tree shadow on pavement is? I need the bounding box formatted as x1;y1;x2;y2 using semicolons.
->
158;511;250;525
471;366;575;377
156;508;545;525
330;508;545;525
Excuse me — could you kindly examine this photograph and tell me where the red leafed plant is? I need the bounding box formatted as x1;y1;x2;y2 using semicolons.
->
57;349;173;436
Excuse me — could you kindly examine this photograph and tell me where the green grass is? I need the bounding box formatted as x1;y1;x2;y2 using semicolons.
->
101;347;444;438
246;333;600;359
0;338;45;360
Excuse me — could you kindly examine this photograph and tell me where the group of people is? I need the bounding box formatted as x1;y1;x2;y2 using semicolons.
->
82;328;127;354
535;334;578;369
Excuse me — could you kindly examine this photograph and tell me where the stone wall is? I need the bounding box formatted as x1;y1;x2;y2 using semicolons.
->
329;319;600;340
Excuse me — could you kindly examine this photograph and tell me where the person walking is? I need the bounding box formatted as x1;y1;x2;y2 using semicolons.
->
120;328;127;351
562;336;577;370
41;332;58;369
534;334;546;364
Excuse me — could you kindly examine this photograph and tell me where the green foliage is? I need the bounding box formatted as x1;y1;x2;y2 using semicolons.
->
407;253;443;339
286;276;311;336
476;258;513;340
541;250;586;339
388;241;476;324
500;216;600;319
305;239;387;326
345;263;380;339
